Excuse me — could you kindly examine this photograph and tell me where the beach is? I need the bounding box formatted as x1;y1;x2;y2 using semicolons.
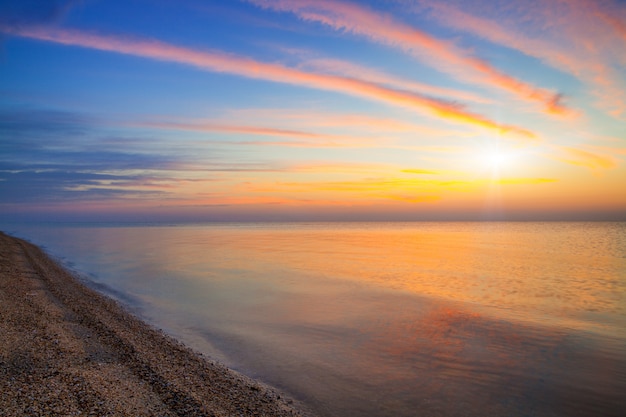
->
0;231;310;417
2;223;624;417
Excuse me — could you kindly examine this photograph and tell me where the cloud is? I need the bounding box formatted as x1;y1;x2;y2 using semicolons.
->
494;178;557;185
215;139;379;149
0;108;219;204
138;120;325;139
0;170;166;204
412;0;626;119
386;194;441;203
552;146;617;169
400;169;439;175
245;177;471;194
220;108;473;137
561;0;626;45
248;0;569;116
0;109;94;144
133;118;386;148
0;24;536;139
290;162;398;174
300;57;491;104
134;114;467;149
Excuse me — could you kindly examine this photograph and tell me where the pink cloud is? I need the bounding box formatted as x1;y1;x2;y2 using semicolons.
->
221;108;474;137
130;111;472;149
414;0;626;119
1;24;536;139
139;120;323;139
552;146;617;169
249;0;569;116
301;57;491;104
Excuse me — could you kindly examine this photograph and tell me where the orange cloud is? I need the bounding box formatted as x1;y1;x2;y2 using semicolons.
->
601;12;626;42
238;175;559;206
138;117;459;149
553;146;617;169
249;0;568;115
245;178;471;194
289;162;393;173
400;169;439;175
222;108;473;138
386;194;440;203
2;24;536;138
416;0;625;119
494;178;558;185
561;0;626;44
584;145;626;156
139;120;323;139
136;119;386;148
223;138;382;149
302;57;491;104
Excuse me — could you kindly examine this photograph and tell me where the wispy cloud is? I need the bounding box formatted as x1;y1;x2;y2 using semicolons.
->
1;24;536;139
133;112;472;149
300;57;491;104
400;169;439;175
494;178;557;185
551;146;617;169
134;118;386;148
562;0;626;45
239;175;557;202
0;170;167;204
139;120;324;139
220;108;473;137
249;0;570;116
244;177;469;194
413;0;626;119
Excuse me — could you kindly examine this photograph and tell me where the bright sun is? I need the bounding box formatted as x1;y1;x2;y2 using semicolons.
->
484;149;515;170
467;140;531;179
478;145;523;178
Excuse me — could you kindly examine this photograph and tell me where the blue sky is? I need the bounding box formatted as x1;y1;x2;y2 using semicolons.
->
1;0;625;222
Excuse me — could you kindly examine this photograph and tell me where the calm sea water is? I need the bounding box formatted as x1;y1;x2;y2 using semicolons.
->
4;222;626;417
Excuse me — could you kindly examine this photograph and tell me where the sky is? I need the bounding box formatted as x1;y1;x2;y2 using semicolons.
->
1;0;625;222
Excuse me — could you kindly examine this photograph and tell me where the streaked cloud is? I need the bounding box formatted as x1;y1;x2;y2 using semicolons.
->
220;108;473;137
400;169;439;175
1;24;536;138
249;0;569;116
139;120;324;139
551;146;617;170
300;57;491;104
134;118;384;149
0;170;166;204
133;111;472;149
0;1;623;220
494;178;557;185
239;175;558;203
413;0;626;118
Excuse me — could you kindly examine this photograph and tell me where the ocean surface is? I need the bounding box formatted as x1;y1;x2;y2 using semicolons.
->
4;222;626;417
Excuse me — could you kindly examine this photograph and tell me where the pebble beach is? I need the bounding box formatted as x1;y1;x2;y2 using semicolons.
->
0;231;311;417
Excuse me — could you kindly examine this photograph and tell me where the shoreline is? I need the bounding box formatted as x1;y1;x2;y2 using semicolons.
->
0;231;312;416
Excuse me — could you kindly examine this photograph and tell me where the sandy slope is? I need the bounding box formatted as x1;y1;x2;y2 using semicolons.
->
0;231;311;417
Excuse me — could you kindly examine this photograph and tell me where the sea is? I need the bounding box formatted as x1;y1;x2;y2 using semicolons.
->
3;222;625;417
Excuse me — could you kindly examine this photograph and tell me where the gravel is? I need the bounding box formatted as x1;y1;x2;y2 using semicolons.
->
0;231;314;417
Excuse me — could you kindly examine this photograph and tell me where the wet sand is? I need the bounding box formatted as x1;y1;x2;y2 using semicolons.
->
0;231;311;417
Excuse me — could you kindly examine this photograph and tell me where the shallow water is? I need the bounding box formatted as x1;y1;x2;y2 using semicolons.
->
5;222;626;416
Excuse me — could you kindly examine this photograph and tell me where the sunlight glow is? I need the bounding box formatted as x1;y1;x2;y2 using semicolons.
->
0;0;624;221
483;148;516;171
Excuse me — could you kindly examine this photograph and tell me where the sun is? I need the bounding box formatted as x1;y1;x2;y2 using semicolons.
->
477;144;522;179
484;149;515;170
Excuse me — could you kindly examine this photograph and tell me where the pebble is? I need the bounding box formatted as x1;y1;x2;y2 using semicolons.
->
0;232;314;417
